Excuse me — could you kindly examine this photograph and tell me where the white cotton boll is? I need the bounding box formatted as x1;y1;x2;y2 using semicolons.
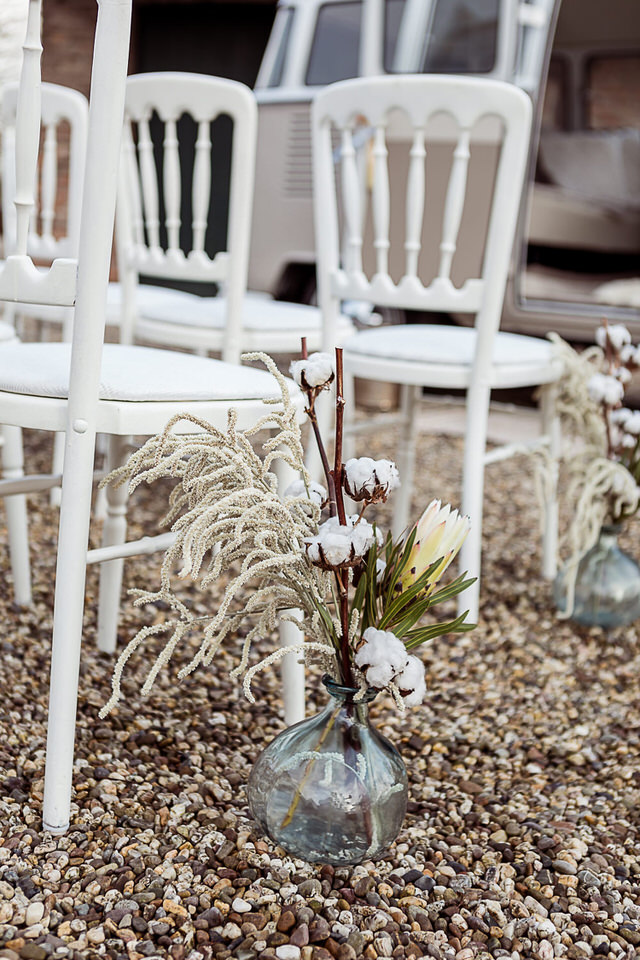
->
622;411;640;435
284;478;327;506
289;352;334;389
596;324;631;351
611;407;633;425
395;655;427;707
587;373;624;406
344;457;400;500
622;433;637;449
355;627;409;688
616;367;632;384
305;515;377;567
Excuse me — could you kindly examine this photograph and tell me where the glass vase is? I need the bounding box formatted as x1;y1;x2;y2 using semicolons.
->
554;523;640;628
247;675;408;865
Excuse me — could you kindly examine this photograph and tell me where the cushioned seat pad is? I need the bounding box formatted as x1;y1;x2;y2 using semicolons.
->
343;325;555;366
0;343;290;402
110;283;353;335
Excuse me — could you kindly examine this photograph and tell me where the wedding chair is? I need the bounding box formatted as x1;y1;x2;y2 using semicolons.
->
0;0;305;835
1;80;88;341
312;75;563;621
113;71;354;362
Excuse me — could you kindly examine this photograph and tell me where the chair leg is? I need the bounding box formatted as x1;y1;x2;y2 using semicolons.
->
272;451;305;725
540;382;560;580
392;384;418;538
50;432;65;507
97;434;130;654
42;426;98;834
459;381;491;622
2;425;32;606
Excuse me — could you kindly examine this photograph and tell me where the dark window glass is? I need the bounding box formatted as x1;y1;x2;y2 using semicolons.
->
267;8;295;88
386;0;499;75
306;2;362;86
424;0;499;73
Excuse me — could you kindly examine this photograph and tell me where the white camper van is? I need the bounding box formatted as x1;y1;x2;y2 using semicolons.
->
248;0;640;340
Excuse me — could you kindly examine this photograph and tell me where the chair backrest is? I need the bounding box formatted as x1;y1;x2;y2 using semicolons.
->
312;75;533;363
117;72;258;362
2;80;88;262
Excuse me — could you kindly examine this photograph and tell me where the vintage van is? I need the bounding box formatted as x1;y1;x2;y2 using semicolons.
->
248;0;640;341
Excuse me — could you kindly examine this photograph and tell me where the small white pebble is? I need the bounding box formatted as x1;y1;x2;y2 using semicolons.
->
275;946;301;960
232;897;252;913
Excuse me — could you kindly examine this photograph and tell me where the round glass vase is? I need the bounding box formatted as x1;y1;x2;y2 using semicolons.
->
247;675;408;865
554;523;640;628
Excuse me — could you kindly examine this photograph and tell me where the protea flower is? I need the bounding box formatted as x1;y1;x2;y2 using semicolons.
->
400;499;470;591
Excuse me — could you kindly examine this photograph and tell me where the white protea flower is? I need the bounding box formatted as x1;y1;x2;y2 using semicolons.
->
305;514;378;568
394;655;427;707
400;499;471;591
354;627;408;689
343;456;400;502
587;372;624;407
596;324;631;352
284;478;327;506
289;352;334;390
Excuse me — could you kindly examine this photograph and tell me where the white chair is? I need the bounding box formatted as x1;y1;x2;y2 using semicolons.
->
0;0;305;835
1;80;89;341
113;71;354;363
312;75;563;621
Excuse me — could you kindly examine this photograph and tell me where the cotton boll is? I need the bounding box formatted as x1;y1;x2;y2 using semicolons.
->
344;457;400;502
284;478;327;506
596;324;631;352
395;655;427;707
622;411;640;435
305;515;377;568
355;627;409;688
587;373;624;407
611;407;633;425
289;353;334;389
616;367;632;384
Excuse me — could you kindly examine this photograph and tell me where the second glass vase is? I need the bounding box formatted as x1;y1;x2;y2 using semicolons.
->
554;524;640;628
247;675;408;865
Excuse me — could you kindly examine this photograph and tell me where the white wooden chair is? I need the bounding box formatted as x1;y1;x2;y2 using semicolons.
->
113;71;354;362
312;75;563;621
0;0;305;835
1;80;89;341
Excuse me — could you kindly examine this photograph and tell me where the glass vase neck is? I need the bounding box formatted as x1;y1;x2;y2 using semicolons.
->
322;674;378;705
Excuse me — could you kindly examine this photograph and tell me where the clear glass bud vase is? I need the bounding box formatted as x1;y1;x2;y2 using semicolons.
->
554;524;640;628
247;675;408;865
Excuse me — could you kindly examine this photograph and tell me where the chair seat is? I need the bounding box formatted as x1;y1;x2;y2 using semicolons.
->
342;325;563;390
0;342;302;435
108;282;355;351
0;342;294;401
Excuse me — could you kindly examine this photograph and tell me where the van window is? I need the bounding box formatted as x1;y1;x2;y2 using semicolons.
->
267;7;295;88
385;0;499;74
306;1;362;86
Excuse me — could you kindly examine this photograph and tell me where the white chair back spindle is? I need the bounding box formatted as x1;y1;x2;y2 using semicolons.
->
314;78;530;325
120;73;257;364
2;81;89;264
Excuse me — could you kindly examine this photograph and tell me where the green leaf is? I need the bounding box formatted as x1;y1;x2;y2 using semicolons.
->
403;611;476;648
427;573;477;606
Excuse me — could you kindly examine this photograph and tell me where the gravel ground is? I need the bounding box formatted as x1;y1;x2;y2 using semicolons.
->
1;421;640;960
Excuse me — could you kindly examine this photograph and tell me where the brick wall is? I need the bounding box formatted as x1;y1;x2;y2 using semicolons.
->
42;0;98;99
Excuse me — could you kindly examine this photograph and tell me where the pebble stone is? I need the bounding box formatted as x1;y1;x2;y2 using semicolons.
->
1;422;640;960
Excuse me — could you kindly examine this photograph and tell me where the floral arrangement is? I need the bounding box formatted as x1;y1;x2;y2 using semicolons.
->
550;322;640;609
100;344;474;717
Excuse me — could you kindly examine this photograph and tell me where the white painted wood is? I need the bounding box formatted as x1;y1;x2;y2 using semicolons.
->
114;71;355;364
312;75;563;621
0;4;310;835
372;124;390;278
405;127;425;277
